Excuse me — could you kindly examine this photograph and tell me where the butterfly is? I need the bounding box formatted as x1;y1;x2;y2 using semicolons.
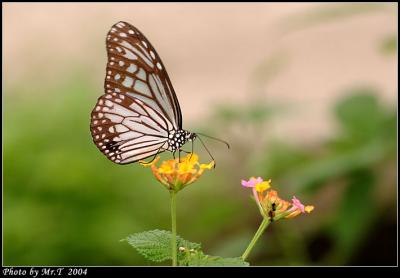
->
90;21;228;165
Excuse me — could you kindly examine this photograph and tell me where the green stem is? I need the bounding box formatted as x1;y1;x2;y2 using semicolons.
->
170;191;177;266
241;218;270;261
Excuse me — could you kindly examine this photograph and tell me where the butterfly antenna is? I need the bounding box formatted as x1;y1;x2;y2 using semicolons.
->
195;132;230;149
196;135;216;168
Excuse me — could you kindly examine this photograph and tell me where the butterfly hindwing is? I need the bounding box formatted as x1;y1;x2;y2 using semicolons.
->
90;92;170;164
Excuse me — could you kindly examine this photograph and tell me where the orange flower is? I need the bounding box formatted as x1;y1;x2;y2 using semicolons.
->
141;153;214;192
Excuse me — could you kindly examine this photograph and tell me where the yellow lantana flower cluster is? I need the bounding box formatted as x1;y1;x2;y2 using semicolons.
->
141;153;214;192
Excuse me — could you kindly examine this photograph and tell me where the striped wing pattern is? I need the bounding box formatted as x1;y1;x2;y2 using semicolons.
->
90;21;182;164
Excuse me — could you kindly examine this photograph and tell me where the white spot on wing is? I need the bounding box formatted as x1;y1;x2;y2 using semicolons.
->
129;102;147;115
134;80;151;96
119;131;143;140
137;68;146;80
126;64;137;73
105;113;123;123
113;103;139;118
115;124;129;133
120;41;153;67
122;49;137;60
122;76;134;88
120;140;164;152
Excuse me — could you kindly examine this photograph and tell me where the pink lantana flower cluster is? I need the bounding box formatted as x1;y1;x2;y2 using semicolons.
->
241;177;314;221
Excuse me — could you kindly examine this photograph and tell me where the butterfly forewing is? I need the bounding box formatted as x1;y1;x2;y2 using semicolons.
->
105;21;182;128
90;21;183;164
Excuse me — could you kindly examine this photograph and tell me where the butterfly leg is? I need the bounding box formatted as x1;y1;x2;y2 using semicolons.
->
140;146;163;164
190;139;194;160
178;141;194;160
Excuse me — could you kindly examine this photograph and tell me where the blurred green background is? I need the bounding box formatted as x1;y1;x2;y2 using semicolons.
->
3;3;397;266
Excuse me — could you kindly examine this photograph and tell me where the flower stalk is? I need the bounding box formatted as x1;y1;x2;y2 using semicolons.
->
240;177;314;261
170;190;177;266
241;218;270;261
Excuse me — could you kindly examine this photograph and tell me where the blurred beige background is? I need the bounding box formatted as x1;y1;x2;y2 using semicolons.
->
3;3;397;142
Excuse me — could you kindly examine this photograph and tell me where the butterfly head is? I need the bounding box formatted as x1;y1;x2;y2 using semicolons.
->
187;132;197;142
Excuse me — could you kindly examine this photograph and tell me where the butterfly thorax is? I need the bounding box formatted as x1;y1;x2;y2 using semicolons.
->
167;130;196;152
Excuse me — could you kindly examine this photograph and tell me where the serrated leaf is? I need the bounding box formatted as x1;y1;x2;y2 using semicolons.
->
180;250;249;266
190;256;249;266
124;230;201;262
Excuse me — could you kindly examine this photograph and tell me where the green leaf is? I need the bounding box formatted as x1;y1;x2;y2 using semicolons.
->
180;250;249;266
334;91;386;140
328;170;377;264
124;230;249;266
124;230;201;262
380;34;397;55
